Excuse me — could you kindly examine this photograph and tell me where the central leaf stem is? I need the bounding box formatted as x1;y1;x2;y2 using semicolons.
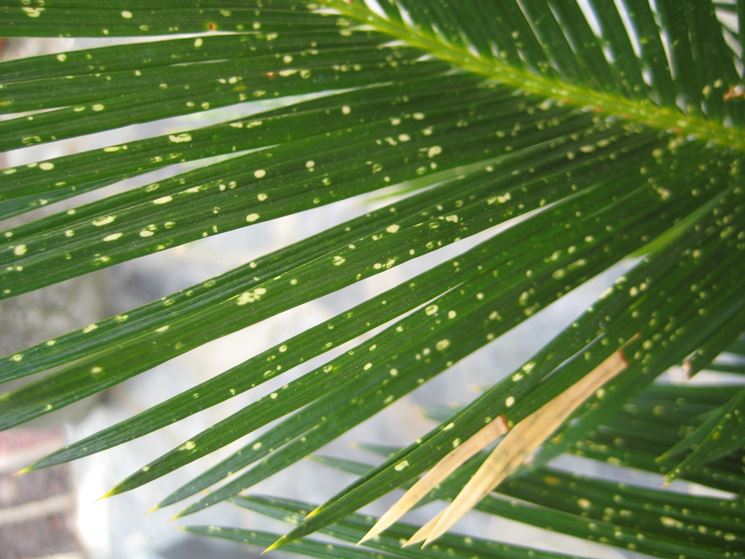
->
320;0;745;154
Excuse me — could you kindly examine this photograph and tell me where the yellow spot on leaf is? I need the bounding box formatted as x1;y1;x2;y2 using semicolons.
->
236;287;267;305
169;133;192;143
22;7;44;17
92;216;116;226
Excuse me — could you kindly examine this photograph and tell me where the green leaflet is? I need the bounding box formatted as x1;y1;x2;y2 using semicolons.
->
0;46;443;152
186;527;400;559
0;2;332;37
0;42;401;113
0;30;380;83
229;495;583;559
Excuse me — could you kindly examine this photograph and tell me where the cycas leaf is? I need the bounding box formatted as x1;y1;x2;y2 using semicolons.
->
2;0;745;557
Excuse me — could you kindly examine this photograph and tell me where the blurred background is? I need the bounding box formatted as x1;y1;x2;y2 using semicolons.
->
0;35;691;559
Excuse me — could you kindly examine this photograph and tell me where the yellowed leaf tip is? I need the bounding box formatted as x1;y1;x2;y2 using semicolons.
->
13;466;32;477
169;511;184;522
263;535;288;554
95;488;119;502
146;503;160;514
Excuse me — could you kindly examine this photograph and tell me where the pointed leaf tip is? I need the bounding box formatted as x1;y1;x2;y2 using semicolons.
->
95;488;118;502
13;466;31;477
662;473;676;487
403;508;445;547
262;535;288;554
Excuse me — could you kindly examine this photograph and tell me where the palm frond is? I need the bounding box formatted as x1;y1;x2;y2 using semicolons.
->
2;0;745;557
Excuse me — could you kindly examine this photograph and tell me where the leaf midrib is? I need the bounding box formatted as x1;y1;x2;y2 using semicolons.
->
320;0;745;154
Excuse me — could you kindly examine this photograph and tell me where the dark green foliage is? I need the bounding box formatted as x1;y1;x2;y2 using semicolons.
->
2;1;745;557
